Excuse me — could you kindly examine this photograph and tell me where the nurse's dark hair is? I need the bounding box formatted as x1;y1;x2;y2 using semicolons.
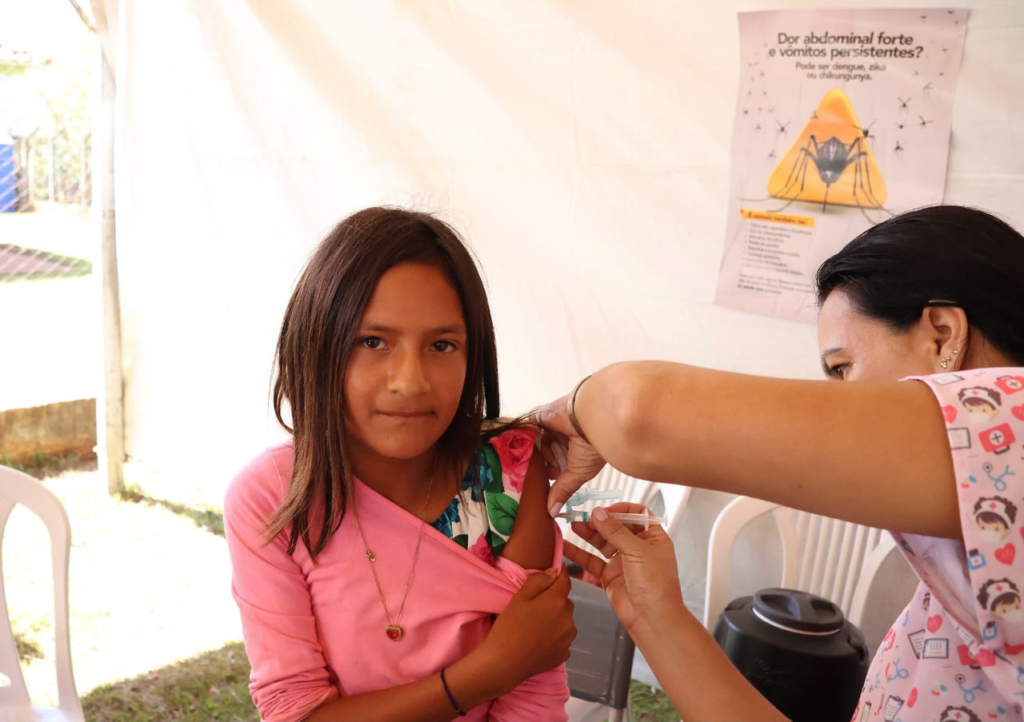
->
266;207;499;561
816;205;1024;364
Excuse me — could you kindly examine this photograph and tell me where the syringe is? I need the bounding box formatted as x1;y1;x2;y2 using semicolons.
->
557;509;667;530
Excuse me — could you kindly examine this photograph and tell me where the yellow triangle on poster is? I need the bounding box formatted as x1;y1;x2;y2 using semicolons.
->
767;88;887;209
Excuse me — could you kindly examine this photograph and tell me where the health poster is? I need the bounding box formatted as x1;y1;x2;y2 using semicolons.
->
715;8;968;323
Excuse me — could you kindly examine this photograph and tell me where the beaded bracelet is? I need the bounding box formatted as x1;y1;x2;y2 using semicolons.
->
439;667;467;717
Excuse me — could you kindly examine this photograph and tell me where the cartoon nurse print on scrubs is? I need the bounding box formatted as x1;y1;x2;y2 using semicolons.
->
958;386;1002;423
975;497;1018;544
978;579;1024;625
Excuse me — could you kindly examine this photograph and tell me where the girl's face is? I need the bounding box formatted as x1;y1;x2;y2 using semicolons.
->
343;262;468;469
817;289;937;382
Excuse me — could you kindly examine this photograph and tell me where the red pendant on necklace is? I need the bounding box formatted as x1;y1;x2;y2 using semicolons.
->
385;625;403;642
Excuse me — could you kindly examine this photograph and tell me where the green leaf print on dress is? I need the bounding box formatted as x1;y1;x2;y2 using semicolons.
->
486;492;519;537
482;445;503;495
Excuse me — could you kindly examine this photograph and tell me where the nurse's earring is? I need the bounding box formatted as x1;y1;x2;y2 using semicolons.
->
939;349;960;370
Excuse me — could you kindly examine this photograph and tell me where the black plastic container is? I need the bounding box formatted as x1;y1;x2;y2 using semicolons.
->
713;588;870;722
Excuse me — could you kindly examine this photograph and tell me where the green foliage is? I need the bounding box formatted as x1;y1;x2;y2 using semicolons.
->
10;40;94;205
0;62;29;77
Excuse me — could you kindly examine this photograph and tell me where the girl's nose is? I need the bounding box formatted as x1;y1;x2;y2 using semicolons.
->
388;348;429;395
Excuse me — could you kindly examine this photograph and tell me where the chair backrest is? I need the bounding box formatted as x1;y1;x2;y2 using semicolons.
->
566;577;635;717
702;495;897;632
0;465;84;721
559;465;691;554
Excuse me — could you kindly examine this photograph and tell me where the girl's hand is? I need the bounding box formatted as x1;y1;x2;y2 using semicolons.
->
563;503;685;633
482;565;576;690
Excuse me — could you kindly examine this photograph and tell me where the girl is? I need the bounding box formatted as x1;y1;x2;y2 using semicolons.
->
224;207;574;722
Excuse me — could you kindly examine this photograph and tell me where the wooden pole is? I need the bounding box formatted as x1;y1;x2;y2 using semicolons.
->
96;47;124;494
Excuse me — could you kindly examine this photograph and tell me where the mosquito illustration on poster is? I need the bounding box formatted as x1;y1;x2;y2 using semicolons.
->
765;88;891;218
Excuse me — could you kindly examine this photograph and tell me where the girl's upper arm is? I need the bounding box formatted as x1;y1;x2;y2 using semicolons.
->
500;440;557;571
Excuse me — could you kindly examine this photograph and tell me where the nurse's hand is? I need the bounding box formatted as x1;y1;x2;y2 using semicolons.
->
563;503;685;633
528;394;607;516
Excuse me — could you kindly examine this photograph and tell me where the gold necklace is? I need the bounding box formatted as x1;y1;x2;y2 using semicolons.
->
352;469;435;642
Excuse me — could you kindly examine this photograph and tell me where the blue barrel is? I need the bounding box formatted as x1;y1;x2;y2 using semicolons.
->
0;135;15;212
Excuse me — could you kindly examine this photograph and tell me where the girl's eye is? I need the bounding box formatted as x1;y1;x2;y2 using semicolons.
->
360;336;384;350
432;340;457;353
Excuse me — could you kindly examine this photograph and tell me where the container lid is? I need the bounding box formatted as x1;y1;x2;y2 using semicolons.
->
752;588;845;636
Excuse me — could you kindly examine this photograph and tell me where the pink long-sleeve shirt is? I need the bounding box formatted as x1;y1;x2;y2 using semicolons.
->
224;440;569;722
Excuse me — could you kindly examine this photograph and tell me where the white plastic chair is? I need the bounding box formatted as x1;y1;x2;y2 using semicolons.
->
559;465;691;555
0;465;84;722
702;496;897;632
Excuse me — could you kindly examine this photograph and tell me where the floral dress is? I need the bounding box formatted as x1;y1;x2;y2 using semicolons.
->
430;427;536;566
853;369;1024;722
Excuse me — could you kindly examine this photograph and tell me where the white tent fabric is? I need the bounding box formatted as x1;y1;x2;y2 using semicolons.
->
89;0;119;71
102;0;1024;694
107;0;1024;486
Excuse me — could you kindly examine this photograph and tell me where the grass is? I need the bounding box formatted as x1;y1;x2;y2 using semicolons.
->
1;451;96;480
117;484;225;537
15;630;45;662
5;466;678;722
629;680;679;721
79;647;680;722
82;642;257;722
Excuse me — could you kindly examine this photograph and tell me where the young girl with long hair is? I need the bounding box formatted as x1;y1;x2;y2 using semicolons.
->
225;207;574;722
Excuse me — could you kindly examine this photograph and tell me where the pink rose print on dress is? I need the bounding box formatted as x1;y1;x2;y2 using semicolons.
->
490;429;535;493
470;533;495;566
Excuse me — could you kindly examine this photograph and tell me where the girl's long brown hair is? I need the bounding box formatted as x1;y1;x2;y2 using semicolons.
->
265;207;500;561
